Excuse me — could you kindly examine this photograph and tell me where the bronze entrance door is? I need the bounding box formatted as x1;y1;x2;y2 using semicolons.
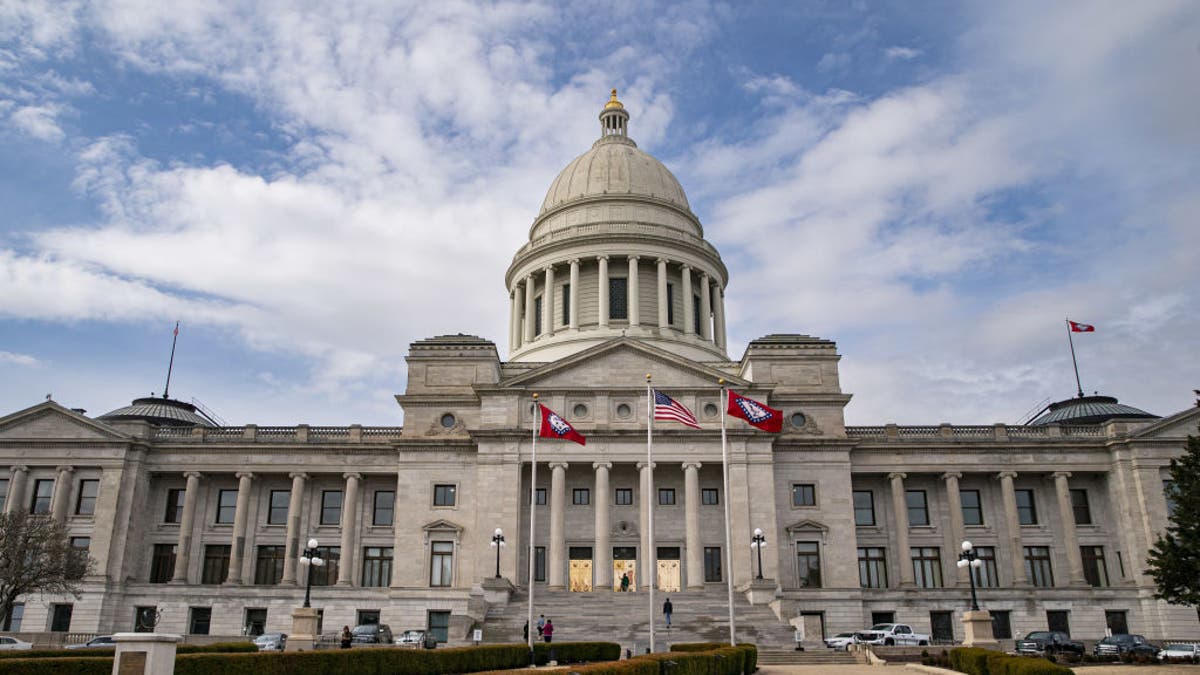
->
569;546;593;592
612;546;637;591
656;547;681;592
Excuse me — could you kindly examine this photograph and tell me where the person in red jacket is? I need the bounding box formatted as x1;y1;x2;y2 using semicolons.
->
542;618;554;643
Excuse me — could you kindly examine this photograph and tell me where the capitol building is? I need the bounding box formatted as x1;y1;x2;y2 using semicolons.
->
0;92;1196;647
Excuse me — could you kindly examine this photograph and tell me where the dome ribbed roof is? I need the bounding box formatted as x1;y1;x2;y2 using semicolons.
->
539;137;690;216
99;396;215;427
1029;395;1158;426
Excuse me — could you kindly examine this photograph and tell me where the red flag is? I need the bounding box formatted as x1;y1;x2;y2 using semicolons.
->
539;405;586;446
727;390;783;433
1068;320;1094;333
173;321;180;336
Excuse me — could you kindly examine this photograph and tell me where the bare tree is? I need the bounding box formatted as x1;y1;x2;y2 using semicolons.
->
0;511;92;629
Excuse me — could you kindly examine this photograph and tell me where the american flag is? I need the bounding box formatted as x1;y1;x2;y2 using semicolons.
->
653;389;700;429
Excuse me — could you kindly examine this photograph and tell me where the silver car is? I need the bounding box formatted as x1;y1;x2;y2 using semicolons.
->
395;629;426;648
824;633;857;650
66;635;116;650
0;636;31;650
254;632;287;651
1158;643;1200;661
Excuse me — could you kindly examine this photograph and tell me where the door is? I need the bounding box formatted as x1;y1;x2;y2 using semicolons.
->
244;608;267;637
613;546;637;591
1105;610;1128;635
930;611;954;643
801;612;825;641
1046;610;1070;636
570;560;593;592
657;560;681;592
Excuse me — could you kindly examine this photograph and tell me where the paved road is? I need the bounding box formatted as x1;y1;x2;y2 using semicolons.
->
756;665;1200;675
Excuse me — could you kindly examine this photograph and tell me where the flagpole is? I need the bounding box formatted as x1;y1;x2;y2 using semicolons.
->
527;394;539;657
719;379;736;646
163;320;180;399
1065;319;1084;398
645;374;656;652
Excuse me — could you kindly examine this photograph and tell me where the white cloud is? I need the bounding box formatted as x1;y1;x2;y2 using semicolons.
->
0;350;41;367
9;103;65;141
884;46;921;60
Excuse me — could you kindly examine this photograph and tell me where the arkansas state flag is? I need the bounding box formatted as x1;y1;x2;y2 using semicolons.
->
539;405;586;445
727;391;783;433
1068;320;1095;332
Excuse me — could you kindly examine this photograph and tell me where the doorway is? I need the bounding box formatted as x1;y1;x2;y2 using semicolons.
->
930;611;954;643
657;547;681;592
613;546;636;591
1105;610;1128;635
1046;610;1070;636
244;608;267;637
569;547;593;592
800;611;825;641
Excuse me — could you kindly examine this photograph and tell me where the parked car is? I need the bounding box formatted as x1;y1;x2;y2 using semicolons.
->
395;630;426;648
1015;631;1085;656
1158;643;1200;660
824;632;857;650
254;632;287;651
66;635;116;650
0;636;32;650
853;623;930;646
1094;634;1159;657
351;623;394;645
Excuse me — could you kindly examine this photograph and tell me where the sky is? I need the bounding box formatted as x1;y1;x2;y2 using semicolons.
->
1;0;1197;426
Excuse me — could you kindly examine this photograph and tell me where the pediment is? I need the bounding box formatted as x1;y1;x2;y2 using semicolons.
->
784;519;829;535
0;402;127;441
1130;407;1200;440
422;518;464;533
500;338;746;391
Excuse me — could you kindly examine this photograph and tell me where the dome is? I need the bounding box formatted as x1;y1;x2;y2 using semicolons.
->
99;396;216;427
1028;395;1158;426
539;138;691;216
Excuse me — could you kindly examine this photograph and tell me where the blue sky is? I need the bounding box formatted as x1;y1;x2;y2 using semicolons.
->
1;1;1197;425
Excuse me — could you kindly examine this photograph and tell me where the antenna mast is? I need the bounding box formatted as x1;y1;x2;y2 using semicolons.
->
163;321;180;399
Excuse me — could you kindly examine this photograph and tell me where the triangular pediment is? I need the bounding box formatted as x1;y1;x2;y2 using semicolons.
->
422;519;464;533
0;402;128;441
784;519;829;535
1130;406;1200;440
500;338;746;391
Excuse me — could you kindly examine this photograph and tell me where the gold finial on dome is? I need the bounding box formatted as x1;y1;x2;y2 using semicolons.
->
604;88;624;110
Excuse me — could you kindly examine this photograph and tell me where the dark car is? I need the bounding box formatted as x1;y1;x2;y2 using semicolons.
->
351;623;394;645
1094;634;1159;657
1015;631;1085;656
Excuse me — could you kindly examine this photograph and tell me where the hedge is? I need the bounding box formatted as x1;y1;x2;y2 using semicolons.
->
948;647;1073;675
0;640;256;660
0;656;112;675
671;642;757;674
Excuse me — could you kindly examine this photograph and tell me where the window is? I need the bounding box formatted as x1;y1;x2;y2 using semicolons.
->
533;296;543;335
912;547;943;588
960;489;983;526
906;490;929;526
858;547;888;588
796;542;822;587
534;488;546;505
1081;546;1109;587
164;488;185;523
428;610;451;643
973;546;998;588
871;611;895;626
562;283;570;325
70;536;90;552
703;546;722;582
1024;546;1054;587
201;545;231;584
75;479;98;515
1164;480;1177;518
692;294;701;333
430;541;454;587
189;607;211;635
321;490;343;525
267;490;290;525
216;489;237;524
373;491;395;526
433;484;457;507
701;488;719;505
50;604;72;632
357;610;380;626
1105;610;1128;635
244;608;267;637
1070;489;1092;525
1046;610;1070;635
853;490;875;526
533;546;546;582
254;546;286;585
0;479;7;512
1015;489;1037;525
658;488;676;505
666;283;675;325
31;479;53;514
3;603;22;631
573;488;590;506
615;488;633;506
930;611;954;643
362;547;393;587
150;544;176;583
990;610;1012;639
609;278;627;320
308;546;340;586
792;484;816;507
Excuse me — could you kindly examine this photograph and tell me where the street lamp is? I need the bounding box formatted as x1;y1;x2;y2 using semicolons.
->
956;540;983;611
298;538;325;609
490;527;506;578
750;528;766;580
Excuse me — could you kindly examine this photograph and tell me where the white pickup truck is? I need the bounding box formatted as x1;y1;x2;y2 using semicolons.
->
853;623;931;646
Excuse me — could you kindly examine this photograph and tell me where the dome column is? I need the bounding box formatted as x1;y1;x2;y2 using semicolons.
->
568;259;580;330
681;265;695;336
699;272;712;341
628;256;640;327
714;286;727;350
656;258;669;329
598;256;610;328
543;265;556;337
510;287;523;352
524;274;536;343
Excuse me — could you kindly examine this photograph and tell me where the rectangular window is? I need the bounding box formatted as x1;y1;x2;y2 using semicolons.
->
573;488;590;505
0;479;7;513
1081;545;1109;587
31;479;53;514
562;283;570;325
216;489;238;524
201;545;231;584
534;546;546;582
615;488;633;506
1046;610;1070;635
666;283;675;325
433;484;457;507
188;607;212;635
49;604;72;632
244;608;267;637
70;536;90;551
930;611;954;643
912;546;943;588
75;479;99;515
535;488;547;505
1070;489;1092;525
1024;546;1054;587
1015;489;1038;525
4;603;23;631
150;544;176;583
309;546;340;586
792;483;816;507
321;490;343;525
796;541;822;587
658;488;676;505
373;491;395;526
853;490;875;526
701;488;719;505
1164;480;1177;519
990;610;1012;640
430;541;454;587
164;488;185;523
1105;610;1128;636
428;610;451;643
533;296;543;335
872;611;895;626
960;489;983;526
609;278;628;320
362;546;393;587
254;545;286;585
906;490;929;526
703;546;722;582
858;547;888;588
692;294;701;334
972;546;999;588
268;490;290;525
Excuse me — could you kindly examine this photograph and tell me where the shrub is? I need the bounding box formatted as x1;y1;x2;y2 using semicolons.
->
670;642;756;674
0;641;255;661
948;647;1072;675
0;656;112;674
532;641;621;664
178;641;258;654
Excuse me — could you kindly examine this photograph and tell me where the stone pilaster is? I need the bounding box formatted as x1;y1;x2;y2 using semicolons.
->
638;461;656;589
548;462;568;589
593;462;612;590
510;287;522;351
225;472;254;585
942;472;966;585
337;472;362;586
627;255;640;326
51;465;75;523
171;471;202;583
998;471;1028;585
1052;472;1087;585
543;265;556;337
656;258;669;328
524;274;536;343
699;272;712;341
282;472;308;585
597;256;610;328
714;287;726;349
681;264;694;335
5;465;28;514
889;472;915;587
683;461;703;589
568;259;580;330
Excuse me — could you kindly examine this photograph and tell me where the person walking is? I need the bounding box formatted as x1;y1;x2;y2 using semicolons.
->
542;618;554;643
523;620;529;642
340;625;352;649
620;572;630;592
663;597;673;628
537;614;546;637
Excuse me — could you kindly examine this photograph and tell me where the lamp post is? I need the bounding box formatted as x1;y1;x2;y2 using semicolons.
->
490;527;506;578
750;528;766;580
956;540;983;611
298;538;325;609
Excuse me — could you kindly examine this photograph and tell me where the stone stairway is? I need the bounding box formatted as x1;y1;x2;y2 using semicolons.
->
481;587;798;651
757;649;859;665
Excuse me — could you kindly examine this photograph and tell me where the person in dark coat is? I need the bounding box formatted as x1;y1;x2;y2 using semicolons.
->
663;597;673;627
523;620;529;642
340;625;352;649
620;572;630;592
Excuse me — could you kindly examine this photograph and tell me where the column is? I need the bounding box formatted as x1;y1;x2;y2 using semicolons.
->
714;287;727;349
681;265;694;335
683;461;703;589
699;272;712;341
524;274;536;343
627;256;640;326
510;287;522;351
5;465;27;513
337;472;362;586
597;256;610;328
593;462;612;590
543;265;556;337
170;472;202;583
998;471;1028;585
548;462;568;589
568;259;580;330
281;472;308;585
942;472;967;585
1052;472;1087;585
225;472;254;584
51;465;75;523
656;258;669;328
638;461;656;590
889;472;915;587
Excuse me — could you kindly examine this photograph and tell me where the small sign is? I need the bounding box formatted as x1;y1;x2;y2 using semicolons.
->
118;651;147;675
473;629;483;643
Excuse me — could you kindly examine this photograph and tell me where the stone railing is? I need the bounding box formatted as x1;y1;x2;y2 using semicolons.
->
846;423;1106;442
153;424;404;443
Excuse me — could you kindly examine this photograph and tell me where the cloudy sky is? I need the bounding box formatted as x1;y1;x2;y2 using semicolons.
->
1;1;1197;426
